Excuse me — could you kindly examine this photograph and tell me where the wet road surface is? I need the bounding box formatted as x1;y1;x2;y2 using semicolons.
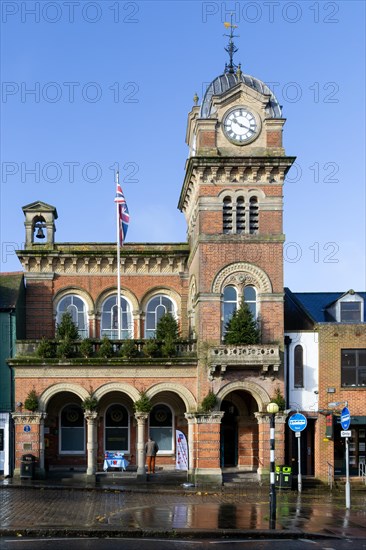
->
0;537;365;550
0;487;365;539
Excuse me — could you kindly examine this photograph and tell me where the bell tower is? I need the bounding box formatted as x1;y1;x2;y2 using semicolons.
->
178;23;296;346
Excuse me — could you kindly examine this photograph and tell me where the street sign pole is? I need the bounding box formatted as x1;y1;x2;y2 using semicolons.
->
345;436;350;509
340;404;351;510
288;413;307;493
297;432;302;493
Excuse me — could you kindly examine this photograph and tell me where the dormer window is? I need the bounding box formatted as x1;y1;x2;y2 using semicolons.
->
327;291;364;323
340;301;361;322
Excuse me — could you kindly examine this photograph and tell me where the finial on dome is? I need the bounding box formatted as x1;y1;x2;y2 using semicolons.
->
223;15;239;74
193;92;199;105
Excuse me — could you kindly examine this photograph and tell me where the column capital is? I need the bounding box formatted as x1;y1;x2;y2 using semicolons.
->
134;412;149;424
12;412;47;425
185;411;224;424
84;411;98;422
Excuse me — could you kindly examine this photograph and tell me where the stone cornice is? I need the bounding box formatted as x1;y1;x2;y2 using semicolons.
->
17;243;190;276
178;155;296;213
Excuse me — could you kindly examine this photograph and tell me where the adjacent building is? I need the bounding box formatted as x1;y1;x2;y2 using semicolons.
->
0;272;25;476
285;289;366;480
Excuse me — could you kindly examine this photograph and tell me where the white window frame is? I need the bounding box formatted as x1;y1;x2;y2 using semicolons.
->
56;294;88;339
148;403;174;455
100;294;133;340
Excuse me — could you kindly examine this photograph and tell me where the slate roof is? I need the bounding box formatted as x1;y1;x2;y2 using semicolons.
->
0;273;24;310
284;288;366;329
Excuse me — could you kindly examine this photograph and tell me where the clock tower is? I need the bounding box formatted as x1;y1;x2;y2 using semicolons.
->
179;23;295;482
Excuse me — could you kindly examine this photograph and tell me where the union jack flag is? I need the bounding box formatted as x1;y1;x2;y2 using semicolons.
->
114;173;130;246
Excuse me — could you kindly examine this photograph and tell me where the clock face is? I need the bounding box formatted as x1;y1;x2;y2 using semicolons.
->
223;108;258;144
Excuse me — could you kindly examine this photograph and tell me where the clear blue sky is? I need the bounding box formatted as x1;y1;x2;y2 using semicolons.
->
1;0;365;291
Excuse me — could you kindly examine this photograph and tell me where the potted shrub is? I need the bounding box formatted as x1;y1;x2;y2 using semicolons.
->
24;389;39;412
133;390;152;413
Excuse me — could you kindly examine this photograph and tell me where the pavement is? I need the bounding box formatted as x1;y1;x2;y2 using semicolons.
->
0;470;365;541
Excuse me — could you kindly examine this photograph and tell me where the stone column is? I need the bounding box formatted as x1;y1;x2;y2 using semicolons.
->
255;411;287;479
184;413;196;474
84;410;98;477
134;412;148;479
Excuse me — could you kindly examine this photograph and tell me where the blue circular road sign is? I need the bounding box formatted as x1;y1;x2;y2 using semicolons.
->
340;407;351;430
288;413;307;432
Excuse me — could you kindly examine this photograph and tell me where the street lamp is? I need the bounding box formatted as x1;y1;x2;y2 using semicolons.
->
267;401;279;529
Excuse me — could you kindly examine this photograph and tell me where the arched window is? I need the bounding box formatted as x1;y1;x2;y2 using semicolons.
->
244;286;257;319
294;345;304;388
101;295;133;340
249;196;259;233
223;197;233;234
223;286;238;330
60;404;85;454
57;295;88;339
149;404;173;452
105;404;129;452
222;285;258;338
236;197;245;233
145;295;175;338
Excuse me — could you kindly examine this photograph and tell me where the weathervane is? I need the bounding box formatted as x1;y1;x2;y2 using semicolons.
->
224;15;239;74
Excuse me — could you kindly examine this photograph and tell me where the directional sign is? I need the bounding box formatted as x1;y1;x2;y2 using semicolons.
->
341;407;351;430
341;430;352;438
288;413;307;432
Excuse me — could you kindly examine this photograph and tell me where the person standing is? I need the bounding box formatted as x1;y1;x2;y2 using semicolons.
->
145;436;159;474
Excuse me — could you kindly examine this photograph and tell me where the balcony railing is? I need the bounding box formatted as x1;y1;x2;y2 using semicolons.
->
209;344;281;379
14;339;197;362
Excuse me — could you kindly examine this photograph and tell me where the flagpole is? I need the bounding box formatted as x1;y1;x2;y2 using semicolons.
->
116;170;122;340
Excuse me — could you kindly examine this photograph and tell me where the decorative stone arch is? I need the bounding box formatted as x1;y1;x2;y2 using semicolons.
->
218;188;266;201
145;383;197;412
93;382;140;403
39;383;89;411
53;287;95;315
95;286;139;315
212;262;272;295
140;286;181;314
216;380;271;413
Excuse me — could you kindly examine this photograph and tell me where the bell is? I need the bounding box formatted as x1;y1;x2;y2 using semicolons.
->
36;226;45;239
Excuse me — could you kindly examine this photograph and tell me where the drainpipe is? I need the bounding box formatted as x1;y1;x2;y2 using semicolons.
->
284;335;292;408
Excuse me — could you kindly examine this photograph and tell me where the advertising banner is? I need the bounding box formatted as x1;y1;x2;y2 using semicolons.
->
175;430;188;471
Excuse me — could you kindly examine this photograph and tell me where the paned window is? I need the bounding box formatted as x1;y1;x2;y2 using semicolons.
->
340;302;362;322
101;295;133;339
57;295;88;338
149;404;173;452
60;404;85;454
222;285;258;336
145;295;175;338
294;345;304;388
105;405;129;452
341;349;366;387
